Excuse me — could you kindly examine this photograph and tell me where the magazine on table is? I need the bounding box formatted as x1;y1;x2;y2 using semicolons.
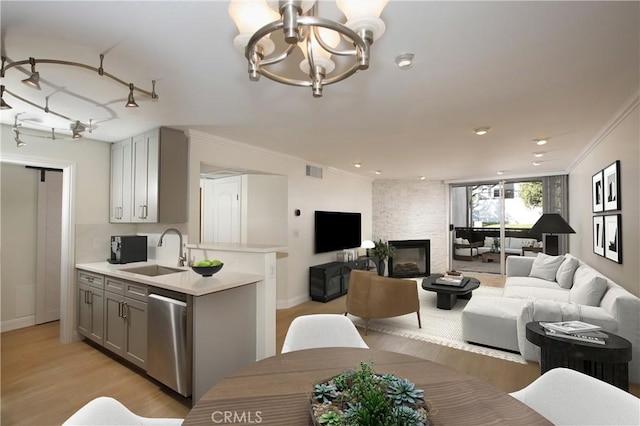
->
540;320;602;334
435;274;469;287
543;328;608;345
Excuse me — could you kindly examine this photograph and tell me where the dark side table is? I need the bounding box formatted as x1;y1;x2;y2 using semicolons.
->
526;321;632;391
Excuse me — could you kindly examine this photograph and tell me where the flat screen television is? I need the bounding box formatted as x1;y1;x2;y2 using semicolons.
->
314;210;362;254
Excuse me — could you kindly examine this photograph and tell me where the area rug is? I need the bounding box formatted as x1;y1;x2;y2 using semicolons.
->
349;281;527;364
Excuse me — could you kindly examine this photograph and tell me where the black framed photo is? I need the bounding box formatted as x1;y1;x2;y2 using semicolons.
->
603;160;620;211
604;214;622;263
592;170;604;212
593;216;604;256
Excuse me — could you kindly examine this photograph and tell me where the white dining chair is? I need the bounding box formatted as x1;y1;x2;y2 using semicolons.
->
281;314;369;353
509;368;640;425
62;396;184;425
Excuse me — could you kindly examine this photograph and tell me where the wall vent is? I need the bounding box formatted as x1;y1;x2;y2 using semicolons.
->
306;165;323;179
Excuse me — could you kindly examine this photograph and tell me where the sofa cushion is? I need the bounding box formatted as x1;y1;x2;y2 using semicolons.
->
506;276;564;290
508;238;537;250
503;285;570;302
555;257;580;289
570;267;608;306
529;253;565;281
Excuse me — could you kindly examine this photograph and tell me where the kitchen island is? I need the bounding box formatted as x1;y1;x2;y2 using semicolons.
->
76;256;273;403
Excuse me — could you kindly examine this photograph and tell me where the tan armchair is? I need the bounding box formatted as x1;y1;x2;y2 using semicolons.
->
345;270;421;335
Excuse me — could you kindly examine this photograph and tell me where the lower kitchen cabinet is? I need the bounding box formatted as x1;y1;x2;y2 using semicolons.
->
77;269;148;370
104;278;148;369
77;271;105;345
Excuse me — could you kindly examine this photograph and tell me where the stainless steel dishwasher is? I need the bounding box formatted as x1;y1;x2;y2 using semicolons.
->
147;293;192;397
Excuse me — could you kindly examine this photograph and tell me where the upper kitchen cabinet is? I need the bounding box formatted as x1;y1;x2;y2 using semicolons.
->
110;127;188;223
110;138;133;222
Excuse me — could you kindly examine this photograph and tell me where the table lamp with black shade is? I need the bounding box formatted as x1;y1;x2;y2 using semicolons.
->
529;213;576;256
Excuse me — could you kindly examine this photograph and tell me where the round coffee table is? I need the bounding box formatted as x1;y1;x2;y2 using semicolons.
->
526;321;632;391
421;274;480;310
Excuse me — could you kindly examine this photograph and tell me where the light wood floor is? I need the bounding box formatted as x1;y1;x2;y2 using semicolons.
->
2;273;638;425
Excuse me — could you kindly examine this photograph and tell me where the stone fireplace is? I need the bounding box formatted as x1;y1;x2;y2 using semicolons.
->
388;239;431;278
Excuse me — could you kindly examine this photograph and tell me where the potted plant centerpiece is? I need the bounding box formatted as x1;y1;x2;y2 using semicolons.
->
371;239;395;276
310;361;431;425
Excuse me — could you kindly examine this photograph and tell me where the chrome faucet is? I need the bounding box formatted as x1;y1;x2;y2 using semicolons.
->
158;228;186;267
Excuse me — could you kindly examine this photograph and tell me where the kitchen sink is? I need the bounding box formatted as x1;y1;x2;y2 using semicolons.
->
121;265;186;277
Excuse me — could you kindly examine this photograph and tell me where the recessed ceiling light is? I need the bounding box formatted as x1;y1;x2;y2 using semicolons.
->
374;170;382;175
533;138;548;145
533;152;545;158
395;53;415;70
419;176;426;180
354;162;361;168
474;127;490;136
532;161;541;166
496;170;504;175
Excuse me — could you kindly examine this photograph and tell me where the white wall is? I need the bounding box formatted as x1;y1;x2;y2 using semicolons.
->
372;180;448;275
187;130;373;308
1;164;38;327
568;97;639;296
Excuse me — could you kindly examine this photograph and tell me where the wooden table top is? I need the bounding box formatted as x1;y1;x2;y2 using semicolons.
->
184;347;551;425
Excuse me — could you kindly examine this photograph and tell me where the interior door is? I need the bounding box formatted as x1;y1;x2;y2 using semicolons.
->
201;176;241;243
35;170;62;324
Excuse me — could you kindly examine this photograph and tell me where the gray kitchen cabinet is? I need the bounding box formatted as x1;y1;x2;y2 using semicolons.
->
103;277;148;369
109;137;133;222
77;271;104;345
109;127;188;223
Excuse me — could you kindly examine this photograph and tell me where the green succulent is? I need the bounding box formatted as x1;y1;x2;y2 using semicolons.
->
390;405;425;426
332;370;354;392
314;383;338;403
318;411;344;426
387;377;424;405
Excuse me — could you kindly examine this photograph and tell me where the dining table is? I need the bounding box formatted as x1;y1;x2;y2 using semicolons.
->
183;347;551;425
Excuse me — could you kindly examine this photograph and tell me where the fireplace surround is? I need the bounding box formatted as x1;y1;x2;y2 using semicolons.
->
388;240;431;278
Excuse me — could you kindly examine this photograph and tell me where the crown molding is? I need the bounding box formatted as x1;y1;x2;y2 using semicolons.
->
567;88;640;172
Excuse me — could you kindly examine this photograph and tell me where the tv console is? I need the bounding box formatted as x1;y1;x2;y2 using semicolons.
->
309;260;368;302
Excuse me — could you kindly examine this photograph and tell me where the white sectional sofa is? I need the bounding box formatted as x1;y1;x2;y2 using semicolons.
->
462;253;640;383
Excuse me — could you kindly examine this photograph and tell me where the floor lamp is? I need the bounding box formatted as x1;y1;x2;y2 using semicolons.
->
530;213;576;256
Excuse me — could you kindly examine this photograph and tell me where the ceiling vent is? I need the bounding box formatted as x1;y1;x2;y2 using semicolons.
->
306;165;323;179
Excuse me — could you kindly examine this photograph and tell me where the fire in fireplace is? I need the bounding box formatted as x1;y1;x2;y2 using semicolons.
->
388;240;431;278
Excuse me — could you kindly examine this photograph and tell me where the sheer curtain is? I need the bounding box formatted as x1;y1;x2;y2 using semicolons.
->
542;175;570;254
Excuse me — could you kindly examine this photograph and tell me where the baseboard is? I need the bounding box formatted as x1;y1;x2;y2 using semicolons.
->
277;294;310;309
2;316;36;332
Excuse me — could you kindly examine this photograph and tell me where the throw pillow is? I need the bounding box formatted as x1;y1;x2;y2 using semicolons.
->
528;253;565;281
461;238;470;244
455;237;463;244
555;257;580;289
570;267;608;306
484;237;494;247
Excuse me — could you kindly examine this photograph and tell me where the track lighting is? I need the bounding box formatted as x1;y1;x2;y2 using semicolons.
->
70;120;86;139
12;120;26;147
0;85;11;109
125;83;139;108
21;57;41;90
1;54;158;139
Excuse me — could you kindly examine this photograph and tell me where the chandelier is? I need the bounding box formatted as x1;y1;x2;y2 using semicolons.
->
0;54;157;143
228;0;389;98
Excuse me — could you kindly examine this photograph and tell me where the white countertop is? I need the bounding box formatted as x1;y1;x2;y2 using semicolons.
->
186;242;287;253
75;261;264;296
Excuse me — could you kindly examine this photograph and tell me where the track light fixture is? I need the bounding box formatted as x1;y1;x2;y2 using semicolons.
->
1;53;158;139
21;57;42;90
125;83;139;108
70;120;86;139
229;0;389;98
12;116;26;147
0;85;11;109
